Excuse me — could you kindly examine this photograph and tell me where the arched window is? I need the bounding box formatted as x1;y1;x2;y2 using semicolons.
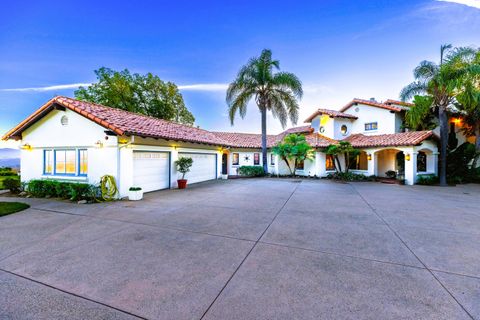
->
417;151;427;172
326;154;335;171
340;125;348;136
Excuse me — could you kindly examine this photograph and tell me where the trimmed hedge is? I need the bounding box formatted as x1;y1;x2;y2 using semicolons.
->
416;174;439;185
3;178;21;193
238;166;265;177
326;172;376;182
26;180;98;201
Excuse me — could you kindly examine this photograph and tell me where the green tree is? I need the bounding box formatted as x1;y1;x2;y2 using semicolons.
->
227;49;303;173
272;134;313;176
325;141;360;173
400;45;476;186
404;95;437;131
75;67;195;125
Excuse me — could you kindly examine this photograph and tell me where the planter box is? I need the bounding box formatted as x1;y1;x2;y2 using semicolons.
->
128;190;143;201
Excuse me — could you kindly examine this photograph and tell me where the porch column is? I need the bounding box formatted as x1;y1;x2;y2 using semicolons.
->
367;149;376;176
170;148;179;188
404;149;417;185
432;152;439;175
315;151;326;177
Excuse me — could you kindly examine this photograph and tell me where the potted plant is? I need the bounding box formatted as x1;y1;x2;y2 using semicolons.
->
128;187;143;201
175;157;193;189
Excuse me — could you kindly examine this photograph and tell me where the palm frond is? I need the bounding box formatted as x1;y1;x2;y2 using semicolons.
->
400;81;427;101
227;89;255;125
413;61;439;81
271;72;303;99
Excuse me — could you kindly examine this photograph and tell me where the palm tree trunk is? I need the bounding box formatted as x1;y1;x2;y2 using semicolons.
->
438;106;448;186
261;106;268;174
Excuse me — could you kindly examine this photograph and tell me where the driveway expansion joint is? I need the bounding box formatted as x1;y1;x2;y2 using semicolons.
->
0;268;147;320
350;183;475;320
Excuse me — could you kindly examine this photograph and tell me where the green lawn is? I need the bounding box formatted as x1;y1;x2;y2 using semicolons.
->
0;202;30;217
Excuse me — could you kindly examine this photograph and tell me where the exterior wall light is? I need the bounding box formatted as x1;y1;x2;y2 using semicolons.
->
21;143;32;150
405;153;411;161
367;154;372;161
95;140;104;148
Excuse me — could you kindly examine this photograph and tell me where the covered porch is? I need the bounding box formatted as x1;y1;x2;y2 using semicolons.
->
362;143;438;185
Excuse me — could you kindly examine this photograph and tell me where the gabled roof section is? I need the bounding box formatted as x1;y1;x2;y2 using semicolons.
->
339;98;403;113
384;99;414;111
2;96;229;146
304;108;358;123
343;131;435;148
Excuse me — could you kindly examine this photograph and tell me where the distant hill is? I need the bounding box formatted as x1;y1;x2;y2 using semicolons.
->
0;148;20;169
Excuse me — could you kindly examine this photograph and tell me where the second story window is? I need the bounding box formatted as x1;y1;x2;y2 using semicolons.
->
254;153;260;165
365;122;378;131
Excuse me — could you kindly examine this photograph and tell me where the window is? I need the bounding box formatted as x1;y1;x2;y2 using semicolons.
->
270;153;275;166
44;150;53;174
55;150;76;175
326;154;335;171
79;149;88;175
365;122;378;131
232;153;239;165
254;153;260;165
296;160;304;170
351;151;368;170
417;151;427;172
340;125;348;136
44;149;87;176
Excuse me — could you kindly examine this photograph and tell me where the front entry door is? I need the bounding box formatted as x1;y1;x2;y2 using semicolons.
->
222;153;228;175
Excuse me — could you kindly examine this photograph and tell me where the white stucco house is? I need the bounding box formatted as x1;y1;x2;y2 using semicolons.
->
3;96;442;197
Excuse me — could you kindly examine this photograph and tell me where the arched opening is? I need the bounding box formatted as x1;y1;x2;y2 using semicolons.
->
374;148;404;177
416;148;434;173
417;151;427;172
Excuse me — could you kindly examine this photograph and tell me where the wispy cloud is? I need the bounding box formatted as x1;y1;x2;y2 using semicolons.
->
437;0;480;9
0;82;230;93
0;83;92;92
177;83;229;91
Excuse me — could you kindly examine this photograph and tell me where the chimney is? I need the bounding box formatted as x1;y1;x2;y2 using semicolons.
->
369;97;376;102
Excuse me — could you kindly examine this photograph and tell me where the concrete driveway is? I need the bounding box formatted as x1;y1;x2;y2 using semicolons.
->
1;179;479;319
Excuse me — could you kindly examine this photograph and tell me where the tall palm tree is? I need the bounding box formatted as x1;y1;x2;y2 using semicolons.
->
400;45;474;186
227;49;303;173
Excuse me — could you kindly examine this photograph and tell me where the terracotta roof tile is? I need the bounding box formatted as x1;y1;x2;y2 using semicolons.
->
343;131;435;148
304;108;358;123
339;98;402;113
3;96;231;145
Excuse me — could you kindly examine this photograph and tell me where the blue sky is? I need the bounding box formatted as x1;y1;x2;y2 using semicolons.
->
1;0;479;143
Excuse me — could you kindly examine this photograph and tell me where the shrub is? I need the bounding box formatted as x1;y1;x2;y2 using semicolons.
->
0;171;17;176
26;180;98;201
3;178;21;193
385;170;397;179
416;174;439;185
238;166;265;177
326;172;374;181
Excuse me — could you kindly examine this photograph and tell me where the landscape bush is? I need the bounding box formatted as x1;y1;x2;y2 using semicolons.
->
416;174;439;185
326;172;375;181
238;166;265;177
26;180;98;201
3;178;21;193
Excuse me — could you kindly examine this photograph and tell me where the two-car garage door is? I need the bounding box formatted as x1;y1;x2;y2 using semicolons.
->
133;151;217;193
178;152;217;184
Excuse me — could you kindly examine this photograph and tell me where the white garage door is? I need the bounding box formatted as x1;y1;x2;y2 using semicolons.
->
133;151;170;192
178;152;217;184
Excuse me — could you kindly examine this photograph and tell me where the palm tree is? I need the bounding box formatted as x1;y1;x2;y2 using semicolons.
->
227;49;303;173
400;45;474;186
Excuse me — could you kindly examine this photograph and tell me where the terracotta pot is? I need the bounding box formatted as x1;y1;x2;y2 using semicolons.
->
177;179;188;189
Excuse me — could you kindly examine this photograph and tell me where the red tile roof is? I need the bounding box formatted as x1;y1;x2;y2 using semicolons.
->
339;98;403;113
304;108;358;123
384;99;414;107
343;131;435;148
2;96;229;146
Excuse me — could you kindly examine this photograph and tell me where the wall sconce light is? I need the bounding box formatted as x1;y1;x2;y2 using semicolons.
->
367;154;372;161
405;153;411;161
21;143;32;150
95;140;104;148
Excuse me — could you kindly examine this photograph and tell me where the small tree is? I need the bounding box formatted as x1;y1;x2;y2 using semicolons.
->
325;141;360;173
272;134;313;176
174;157;193;180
